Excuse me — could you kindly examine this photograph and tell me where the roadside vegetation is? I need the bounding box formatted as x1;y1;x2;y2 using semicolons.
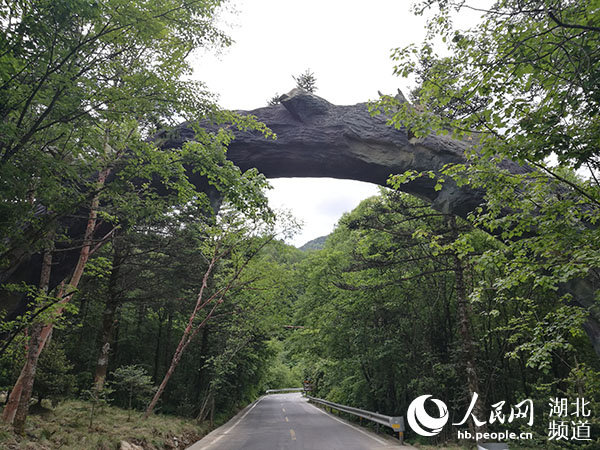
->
2;0;600;449
0;399;208;449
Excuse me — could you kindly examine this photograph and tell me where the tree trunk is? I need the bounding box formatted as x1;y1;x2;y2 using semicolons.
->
93;238;124;392
144;335;187;418
4;243;52;430
144;253;221;418
196;389;212;423
153;311;164;382
128;387;133;421
3;167;110;430
164;312;173;371
193;326;210;406
12;323;43;434
112;309;121;367
450;217;487;436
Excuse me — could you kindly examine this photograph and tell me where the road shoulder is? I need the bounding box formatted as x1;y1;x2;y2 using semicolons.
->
186;396;264;450
303;396;416;449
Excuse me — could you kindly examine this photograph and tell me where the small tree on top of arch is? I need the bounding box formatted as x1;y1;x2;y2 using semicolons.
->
267;69;318;105
293;69;318;93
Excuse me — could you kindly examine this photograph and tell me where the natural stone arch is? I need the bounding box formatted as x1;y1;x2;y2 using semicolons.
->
2;88;600;355
163;88;501;218
161;88;600;354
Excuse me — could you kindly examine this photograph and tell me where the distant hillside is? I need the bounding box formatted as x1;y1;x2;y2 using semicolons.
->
299;235;328;251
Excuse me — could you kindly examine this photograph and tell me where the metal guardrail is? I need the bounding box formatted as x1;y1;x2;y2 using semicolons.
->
265;388;304;394
306;395;405;444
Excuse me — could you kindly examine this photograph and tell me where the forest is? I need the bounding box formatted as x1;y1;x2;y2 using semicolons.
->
1;0;600;449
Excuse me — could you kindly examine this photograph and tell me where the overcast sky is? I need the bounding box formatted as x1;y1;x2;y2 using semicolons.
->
193;1;478;246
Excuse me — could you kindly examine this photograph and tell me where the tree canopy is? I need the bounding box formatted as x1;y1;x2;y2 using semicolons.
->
381;0;600;170
2;0;600;447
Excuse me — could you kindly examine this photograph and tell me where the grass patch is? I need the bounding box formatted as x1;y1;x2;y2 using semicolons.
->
0;399;211;449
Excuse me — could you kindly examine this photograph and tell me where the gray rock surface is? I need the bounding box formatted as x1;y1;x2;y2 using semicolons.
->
166;88;599;354
3;89;599;355
165;89;500;218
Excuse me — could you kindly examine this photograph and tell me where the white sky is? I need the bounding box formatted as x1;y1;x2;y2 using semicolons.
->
193;0;480;246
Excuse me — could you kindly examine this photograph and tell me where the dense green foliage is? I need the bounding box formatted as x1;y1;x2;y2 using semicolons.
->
374;0;600;371
2;0;600;448
363;1;600;445
53;222;302;418
0;399;210;449
0;0;281;435
375;0;600;299
288;191;600;447
1;0;228;255
381;0;600;169
298;235;328;252
1;226;304;414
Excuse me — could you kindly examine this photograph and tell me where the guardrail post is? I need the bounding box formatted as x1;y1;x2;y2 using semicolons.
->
391;416;405;444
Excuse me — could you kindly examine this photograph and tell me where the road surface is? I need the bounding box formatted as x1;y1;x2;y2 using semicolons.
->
188;393;407;450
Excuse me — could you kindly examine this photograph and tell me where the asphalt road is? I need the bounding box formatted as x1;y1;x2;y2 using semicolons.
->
187;393;407;450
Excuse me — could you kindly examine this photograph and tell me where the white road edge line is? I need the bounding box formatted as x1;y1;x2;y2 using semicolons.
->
193;396;264;449
306;400;388;446
201;433;225;448
224;396;263;435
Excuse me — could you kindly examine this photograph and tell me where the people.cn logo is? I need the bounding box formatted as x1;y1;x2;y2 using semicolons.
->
407;395;450;436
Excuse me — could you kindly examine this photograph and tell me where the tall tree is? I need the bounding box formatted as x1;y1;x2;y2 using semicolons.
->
0;0;237;293
144;203;278;418
382;0;600;169
376;0;600;360
0;0;277;432
3;167;114;431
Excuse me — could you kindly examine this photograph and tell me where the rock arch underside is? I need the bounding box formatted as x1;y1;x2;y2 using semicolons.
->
3;89;600;355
